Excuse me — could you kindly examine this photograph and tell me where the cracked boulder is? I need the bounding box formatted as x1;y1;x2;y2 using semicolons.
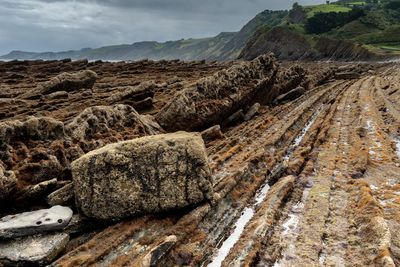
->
72;132;213;221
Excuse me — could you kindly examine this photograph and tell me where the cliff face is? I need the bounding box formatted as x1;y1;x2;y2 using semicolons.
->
240;27;316;61
240;26;386;61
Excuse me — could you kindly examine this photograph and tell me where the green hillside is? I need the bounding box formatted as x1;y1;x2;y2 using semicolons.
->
2;0;400;61
241;0;400;60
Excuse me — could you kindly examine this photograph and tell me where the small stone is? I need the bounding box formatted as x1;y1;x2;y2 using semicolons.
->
274;86;305;104
15;178;59;204
223;109;245;127
64;214;96;235
0;206;73;239
201;125;224;142
244;103;261;121
0;233;69;266
45;91;69;100
47;183;74;206
0;166;16;200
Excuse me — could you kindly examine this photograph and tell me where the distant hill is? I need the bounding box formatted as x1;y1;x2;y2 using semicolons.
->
2;1;400;61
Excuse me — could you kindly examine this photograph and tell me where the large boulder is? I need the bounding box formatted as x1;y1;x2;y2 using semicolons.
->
20;70;97;99
156;54;277;131
71;132;213;221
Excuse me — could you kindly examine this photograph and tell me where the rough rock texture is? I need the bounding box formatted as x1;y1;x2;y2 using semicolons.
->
72;132;213;221
66;104;162;141
106;81;156;105
256;64;308;105
20;70;97;99
0;117;65;146
274;86;306;104
201;125;224;143
0;164;16;200
0;206;73;239
156;54;277;131
240;27;317;61
47;183;74;206
244;103;261;121
0;233;69;266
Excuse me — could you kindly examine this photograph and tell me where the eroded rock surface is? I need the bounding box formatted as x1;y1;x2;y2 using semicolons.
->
66;104;161;141
72;132;214;220
156;54;277;131
20;70;97;100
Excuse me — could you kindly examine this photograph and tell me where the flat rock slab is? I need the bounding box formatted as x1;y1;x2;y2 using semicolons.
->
0;206;73;239
0;233;69;266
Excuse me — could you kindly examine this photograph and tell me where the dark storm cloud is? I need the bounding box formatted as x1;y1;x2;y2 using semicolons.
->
0;0;323;55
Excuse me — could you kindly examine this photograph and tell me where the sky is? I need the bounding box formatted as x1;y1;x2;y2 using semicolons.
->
0;0;324;55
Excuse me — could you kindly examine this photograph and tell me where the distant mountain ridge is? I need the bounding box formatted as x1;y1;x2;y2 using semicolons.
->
0;10;288;61
2;0;400;61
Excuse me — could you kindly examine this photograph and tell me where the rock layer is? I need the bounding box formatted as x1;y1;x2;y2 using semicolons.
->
156;54;277;131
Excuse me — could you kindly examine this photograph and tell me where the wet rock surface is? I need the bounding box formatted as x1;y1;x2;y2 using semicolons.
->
72;132;213;220
0;58;398;266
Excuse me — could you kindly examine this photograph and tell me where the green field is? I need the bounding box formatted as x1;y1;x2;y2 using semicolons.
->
305;4;352;17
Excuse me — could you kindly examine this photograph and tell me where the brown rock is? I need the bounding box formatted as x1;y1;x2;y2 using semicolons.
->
21;70;97;99
156;54;277;131
71;132;214;221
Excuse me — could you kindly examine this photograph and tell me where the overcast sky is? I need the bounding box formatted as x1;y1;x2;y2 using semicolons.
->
0;0;323;55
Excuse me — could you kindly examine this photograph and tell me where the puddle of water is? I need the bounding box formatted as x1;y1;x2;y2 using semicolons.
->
396;138;400;159
284;109;322;161
207;208;255;267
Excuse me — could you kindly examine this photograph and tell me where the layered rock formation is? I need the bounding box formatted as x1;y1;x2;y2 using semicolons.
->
156;54;277;131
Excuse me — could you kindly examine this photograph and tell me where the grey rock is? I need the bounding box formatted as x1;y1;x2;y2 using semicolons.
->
64;214;95;235
274;86;305;104
107;81;156;104
132;97;153;111
223;109;245;127
335;72;361;80
45;91;69;100
141;235;177;267
0;206;73;239
0;233;69;266
47;183;74;206
16;178;59;204
21;70;97;99
72;132;213;221
244;103;261;121
201;125;224;142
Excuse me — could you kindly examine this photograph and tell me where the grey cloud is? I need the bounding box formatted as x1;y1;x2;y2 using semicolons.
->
0;0;324;55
